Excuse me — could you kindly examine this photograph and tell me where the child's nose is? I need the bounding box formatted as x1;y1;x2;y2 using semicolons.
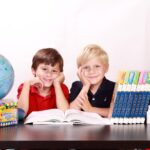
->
45;71;52;76
89;68;96;74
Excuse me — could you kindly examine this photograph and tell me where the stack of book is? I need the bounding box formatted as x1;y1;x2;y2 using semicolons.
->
111;71;150;124
0;101;18;127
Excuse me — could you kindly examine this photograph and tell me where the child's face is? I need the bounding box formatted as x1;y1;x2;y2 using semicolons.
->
81;57;108;85
33;63;60;88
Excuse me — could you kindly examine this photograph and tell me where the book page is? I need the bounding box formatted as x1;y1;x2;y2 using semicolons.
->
64;109;111;125
24;109;65;124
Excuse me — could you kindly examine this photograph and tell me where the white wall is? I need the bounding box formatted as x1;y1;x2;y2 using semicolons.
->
0;0;150;100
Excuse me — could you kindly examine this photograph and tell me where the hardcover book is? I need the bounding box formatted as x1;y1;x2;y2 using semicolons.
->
24;109;111;125
111;71;150;124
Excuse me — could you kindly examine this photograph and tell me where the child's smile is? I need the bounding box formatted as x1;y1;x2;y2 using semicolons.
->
34;63;60;88
82;57;108;85
40;78;53;87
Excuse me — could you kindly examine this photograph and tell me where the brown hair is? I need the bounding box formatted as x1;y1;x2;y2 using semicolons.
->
32;48;63;71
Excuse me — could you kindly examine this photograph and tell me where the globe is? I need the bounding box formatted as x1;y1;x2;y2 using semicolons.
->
0;55;14;100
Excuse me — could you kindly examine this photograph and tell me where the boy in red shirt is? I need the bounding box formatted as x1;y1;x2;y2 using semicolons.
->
17;48;69;117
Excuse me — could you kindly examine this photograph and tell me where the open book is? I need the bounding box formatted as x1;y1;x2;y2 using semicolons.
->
24;109;111;125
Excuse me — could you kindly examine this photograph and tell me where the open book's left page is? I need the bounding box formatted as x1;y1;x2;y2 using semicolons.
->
24;109;65;124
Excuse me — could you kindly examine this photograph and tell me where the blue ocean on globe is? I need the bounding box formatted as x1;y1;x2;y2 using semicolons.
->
0;55;14;100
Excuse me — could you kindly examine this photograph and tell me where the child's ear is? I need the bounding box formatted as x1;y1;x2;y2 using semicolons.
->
31;68;36;77
105;64;109;73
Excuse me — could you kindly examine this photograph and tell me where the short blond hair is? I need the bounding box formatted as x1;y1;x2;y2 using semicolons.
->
77;44;109;68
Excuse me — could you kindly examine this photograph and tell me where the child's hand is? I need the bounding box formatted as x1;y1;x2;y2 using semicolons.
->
70;94;84;110
29;77;43;89
70;90;86;110
77;67;90;88
53;72;65;86
80;93;93;112
70;98;82;110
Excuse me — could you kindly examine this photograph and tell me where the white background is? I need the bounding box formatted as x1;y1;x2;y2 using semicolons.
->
0;0;150;100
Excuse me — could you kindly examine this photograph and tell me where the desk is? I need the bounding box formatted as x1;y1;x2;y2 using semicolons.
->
0;124;150;149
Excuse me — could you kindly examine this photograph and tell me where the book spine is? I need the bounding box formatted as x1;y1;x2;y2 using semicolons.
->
135;72;147;123
111;71;125;124
128;71;140;124
112;91;121;118
135;90;144;123
124;71;140;124
123;71;135;123
119;91;129;123
117;91;125;124
118;71;130;124
124;92;134;124
111;87;123;124
130;91;139;123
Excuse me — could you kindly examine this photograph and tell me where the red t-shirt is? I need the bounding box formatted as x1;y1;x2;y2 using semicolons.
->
17;83;69;116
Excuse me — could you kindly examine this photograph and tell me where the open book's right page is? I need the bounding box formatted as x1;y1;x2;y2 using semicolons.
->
64;109;112;125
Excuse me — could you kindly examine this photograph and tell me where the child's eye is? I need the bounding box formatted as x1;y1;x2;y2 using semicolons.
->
83;66;89;70
42;68;47;71
52;70;58;73
95;65;101;68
